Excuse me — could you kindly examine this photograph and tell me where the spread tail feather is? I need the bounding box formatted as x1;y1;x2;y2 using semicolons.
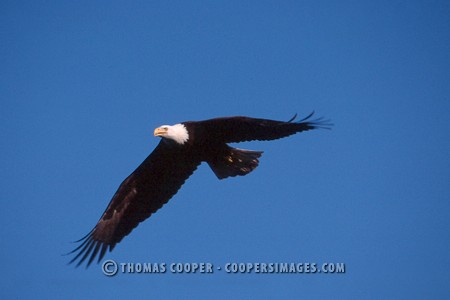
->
207;146;263;179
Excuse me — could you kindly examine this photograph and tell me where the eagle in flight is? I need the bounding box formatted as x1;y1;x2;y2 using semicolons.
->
68;112;331;267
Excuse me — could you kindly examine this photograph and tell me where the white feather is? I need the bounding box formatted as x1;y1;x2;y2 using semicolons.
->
165;123;189;144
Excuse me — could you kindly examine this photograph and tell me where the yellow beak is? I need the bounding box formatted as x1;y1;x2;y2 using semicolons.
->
154;127;166;136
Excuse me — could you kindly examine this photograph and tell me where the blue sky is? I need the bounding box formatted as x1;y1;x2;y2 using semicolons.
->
1;0;449;298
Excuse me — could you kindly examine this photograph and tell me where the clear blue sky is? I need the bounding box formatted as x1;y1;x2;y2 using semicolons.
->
1;0;449;298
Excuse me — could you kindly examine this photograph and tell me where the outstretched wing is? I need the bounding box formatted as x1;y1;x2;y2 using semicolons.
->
68;140;201;267
191;112;332;143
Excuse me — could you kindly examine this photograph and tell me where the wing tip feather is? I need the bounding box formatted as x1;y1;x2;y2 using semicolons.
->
296;111;333;130
66;230;113;268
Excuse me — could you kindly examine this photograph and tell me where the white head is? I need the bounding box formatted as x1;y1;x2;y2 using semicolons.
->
154;123;189;145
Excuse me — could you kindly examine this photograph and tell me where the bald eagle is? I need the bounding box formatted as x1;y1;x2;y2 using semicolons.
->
68;113;331;267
